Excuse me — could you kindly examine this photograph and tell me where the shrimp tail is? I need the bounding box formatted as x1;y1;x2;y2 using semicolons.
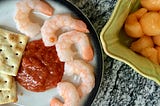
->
50;98;63;106
33;0;54;16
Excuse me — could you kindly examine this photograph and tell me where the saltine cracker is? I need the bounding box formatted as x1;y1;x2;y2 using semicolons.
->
0;73;13;90
0;78;17;104
0;28;28;76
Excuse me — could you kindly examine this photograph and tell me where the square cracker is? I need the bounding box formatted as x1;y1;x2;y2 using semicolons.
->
0;78;17;104
0;28;28;76
0;73;13;90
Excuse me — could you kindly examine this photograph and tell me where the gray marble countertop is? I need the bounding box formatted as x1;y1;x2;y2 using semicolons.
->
69;0;160;106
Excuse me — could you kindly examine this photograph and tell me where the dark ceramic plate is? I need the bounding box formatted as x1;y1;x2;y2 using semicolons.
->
56;1;103;105
0;0;103;106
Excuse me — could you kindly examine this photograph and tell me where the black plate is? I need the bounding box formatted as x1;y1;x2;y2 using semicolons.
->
0;0;103;105
54;0;104;105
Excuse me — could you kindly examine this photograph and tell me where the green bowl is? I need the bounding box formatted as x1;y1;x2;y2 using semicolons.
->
100;0;160;85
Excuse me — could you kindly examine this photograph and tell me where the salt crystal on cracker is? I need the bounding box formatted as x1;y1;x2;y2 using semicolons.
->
0;28;28;76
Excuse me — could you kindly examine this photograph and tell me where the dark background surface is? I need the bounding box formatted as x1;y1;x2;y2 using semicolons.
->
69;0;160;106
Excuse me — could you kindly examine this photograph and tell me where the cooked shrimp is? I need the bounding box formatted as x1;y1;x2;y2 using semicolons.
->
141;0;160;11
64;60;95;97
41;14;89;46
130;36;154;53
124;8;147;38
140;12;160;36
55;31;93;62
140;47;159;64
14;0;54;37
50;82;80;106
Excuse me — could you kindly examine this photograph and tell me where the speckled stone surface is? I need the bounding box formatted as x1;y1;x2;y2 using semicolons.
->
69;0;160;106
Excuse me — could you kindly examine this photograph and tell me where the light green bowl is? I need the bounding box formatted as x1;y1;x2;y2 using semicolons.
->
100;0;160;84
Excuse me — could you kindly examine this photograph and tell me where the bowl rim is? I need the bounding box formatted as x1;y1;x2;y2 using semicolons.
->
100;0;160;85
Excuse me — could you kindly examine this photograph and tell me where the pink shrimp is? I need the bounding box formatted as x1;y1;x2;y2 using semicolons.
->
50;82;80;106
55;31;93;62
14;0;54;38
41;14;89;46
64;60;95;97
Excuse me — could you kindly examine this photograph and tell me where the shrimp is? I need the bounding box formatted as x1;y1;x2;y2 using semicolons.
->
64;60;95;97
50;82;80;106
41;14;89;46
124;8;147;38
14;0;54;38
141;0;160;11
140;12;160;36
130;36;154;53
55;31;93;62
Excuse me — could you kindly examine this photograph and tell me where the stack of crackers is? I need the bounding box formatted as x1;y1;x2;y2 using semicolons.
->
0;28;28;104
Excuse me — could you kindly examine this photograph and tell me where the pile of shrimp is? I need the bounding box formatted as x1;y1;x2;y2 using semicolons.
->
14;0;95;106
124;0;160;64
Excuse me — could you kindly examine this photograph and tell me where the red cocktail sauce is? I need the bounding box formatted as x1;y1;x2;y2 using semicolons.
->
16;39;64;92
